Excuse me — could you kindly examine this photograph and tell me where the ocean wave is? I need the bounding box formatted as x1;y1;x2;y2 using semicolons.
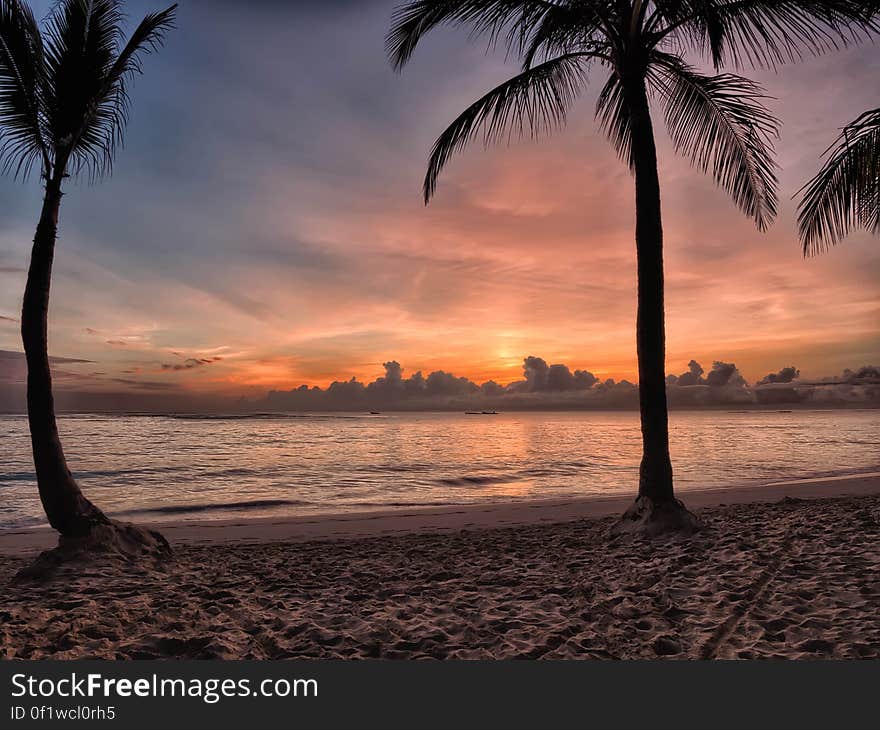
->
0;472;38;484
435;462;595;486
167;413;375;421
0;465;184;483
112;498;312;517
359;463;436;474
343;500;467;508
436;474;523;487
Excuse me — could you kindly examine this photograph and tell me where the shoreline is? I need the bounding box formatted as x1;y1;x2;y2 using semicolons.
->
2;473;879;557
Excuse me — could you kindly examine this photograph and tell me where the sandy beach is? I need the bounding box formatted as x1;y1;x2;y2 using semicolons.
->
1;475;878;660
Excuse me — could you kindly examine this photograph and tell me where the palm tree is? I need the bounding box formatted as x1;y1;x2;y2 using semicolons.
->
798;107;879;253
387;0;874;533
0;0;176;553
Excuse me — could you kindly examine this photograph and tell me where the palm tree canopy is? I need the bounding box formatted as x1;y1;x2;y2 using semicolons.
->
798;107;880;254
0;0;176;181
387;0;877;229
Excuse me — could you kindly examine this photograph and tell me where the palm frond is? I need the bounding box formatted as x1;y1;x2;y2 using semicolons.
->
650;54;779;229
424;52;589;201
43;0;125;178
106;4;176;87
798;108;880;254
647;0;728;66
594;72;634;168
0;0;48;178
520;0;612;69
653;0;878;70
41;0;175;181
387;0;554;71
87;4;176;176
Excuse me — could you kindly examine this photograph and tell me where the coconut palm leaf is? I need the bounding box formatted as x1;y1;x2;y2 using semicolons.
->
92;5;177;173
42;0;176;179
107;5;177;87
43;0;123;176
650;0;878;70
0;0;48;177
798;108;880;254
520;1;612;69
387;0;557;71
595;72;633;167
650;54;778;229
423;51;590;201
393;1;878;210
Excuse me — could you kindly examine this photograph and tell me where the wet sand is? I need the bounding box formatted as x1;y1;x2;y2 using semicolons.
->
1;475;878;659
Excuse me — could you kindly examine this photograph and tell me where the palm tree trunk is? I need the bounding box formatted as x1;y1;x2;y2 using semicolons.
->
625;78;675;502
21;173;109;537
610;77;699;534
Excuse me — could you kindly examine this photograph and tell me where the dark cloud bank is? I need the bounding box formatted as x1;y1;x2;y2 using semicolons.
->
0;350;211;413
0;350;878;413
262;357;880;412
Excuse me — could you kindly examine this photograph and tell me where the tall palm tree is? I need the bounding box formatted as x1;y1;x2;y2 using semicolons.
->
798;107;879;253
387;0;874;533
0;0;176;548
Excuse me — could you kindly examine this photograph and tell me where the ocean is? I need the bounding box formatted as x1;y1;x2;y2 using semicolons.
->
1;409;878;529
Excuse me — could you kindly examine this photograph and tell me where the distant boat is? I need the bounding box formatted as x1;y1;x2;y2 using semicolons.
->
369;411;381;415
482;410;498;415
465;410;498;415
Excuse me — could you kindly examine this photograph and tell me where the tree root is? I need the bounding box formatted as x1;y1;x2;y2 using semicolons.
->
13;520;172;583
611;495;703;538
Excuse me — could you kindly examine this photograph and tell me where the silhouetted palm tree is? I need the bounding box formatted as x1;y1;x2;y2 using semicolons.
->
798;107;879;253
0;0;176;546
387;0;875;533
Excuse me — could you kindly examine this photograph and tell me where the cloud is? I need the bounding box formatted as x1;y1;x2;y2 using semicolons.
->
161;356;223;371
1;348;877;413
664;358;878;407
264;356;603;411
666;359;747;389
667;360;704;386
0;350;109;410
257;355;880;413
0;350;231;412
0;349;93;365
776;365;880;407
511;356;598;392
843;365;880;384
758;366;800;385
424;370;479;397
479;380;505;397
705;361;747;388
110;378;178;390
263;356;629;411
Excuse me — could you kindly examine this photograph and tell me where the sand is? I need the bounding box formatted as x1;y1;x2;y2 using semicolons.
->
1;476;878;660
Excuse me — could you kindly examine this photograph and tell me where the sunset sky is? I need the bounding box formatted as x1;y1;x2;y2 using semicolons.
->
0;0;878;409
